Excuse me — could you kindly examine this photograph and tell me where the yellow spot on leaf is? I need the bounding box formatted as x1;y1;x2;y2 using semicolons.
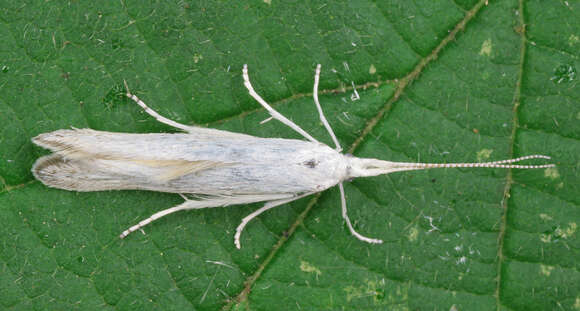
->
300;261;321;277
541;223;576;243
569;34;579;46
544;167;560;180
344;279;407;306
263;0;271;4
540;264;554;276
193;53;203;63
407;226;419;242
476;149;493;162
369;64;377;75
479;39;492;56
556;222;577;239
539;213;553;221
540;233;553;243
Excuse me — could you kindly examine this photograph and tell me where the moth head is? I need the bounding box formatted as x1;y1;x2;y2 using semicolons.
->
345;157;405;178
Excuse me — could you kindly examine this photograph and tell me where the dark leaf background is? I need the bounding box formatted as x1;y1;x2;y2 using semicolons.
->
0;1;578;310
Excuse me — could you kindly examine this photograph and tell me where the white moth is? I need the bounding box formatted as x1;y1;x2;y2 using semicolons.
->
32;64;555;249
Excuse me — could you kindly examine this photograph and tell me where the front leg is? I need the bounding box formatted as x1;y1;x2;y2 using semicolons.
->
242;65;319;143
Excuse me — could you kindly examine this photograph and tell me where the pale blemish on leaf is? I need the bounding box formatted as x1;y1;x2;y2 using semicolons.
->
476;149;493;162
551;64;576;84
544;167;560;180
479;39;492;56
300;260;321;277
343;283;368;302
574;297;580;310
456;256;467;265
369;64;377;75
569;34;579;46
539;213;553;221
540;264;554;276
555;222;577;239
407;226;419;242
344;279;407;306
193;53;203;63
263;0;271;5
541;223;577;243
540;233;552;243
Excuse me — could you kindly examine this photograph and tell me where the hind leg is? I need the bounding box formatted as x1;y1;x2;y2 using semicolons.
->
120;194;293;239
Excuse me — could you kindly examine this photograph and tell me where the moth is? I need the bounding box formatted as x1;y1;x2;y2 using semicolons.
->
32;64;554;249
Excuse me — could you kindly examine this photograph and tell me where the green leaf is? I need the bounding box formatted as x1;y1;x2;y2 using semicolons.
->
1;1;578;310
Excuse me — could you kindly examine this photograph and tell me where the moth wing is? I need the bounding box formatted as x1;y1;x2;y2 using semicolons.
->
31;153;228;191
32;154;110;191
31;127;337;195
31;128;253;162
131;159;228;183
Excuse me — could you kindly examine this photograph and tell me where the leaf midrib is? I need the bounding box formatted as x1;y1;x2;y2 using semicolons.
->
224;0;493;309
494;0;528;309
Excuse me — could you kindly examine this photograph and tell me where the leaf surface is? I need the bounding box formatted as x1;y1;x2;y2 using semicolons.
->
0;1;578;310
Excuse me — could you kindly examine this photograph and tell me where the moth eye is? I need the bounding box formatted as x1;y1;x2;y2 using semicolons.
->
303;159;319;168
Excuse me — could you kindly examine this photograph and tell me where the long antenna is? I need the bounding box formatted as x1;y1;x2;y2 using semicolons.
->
390;154;554;171
348;154;555;178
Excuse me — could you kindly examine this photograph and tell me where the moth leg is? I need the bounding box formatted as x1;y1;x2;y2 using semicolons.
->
242;64;319;143
312;64;342;152
120;194;291;239
339;182;383;244
234;192;314;249
124;81;194;132
120;199;210;239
